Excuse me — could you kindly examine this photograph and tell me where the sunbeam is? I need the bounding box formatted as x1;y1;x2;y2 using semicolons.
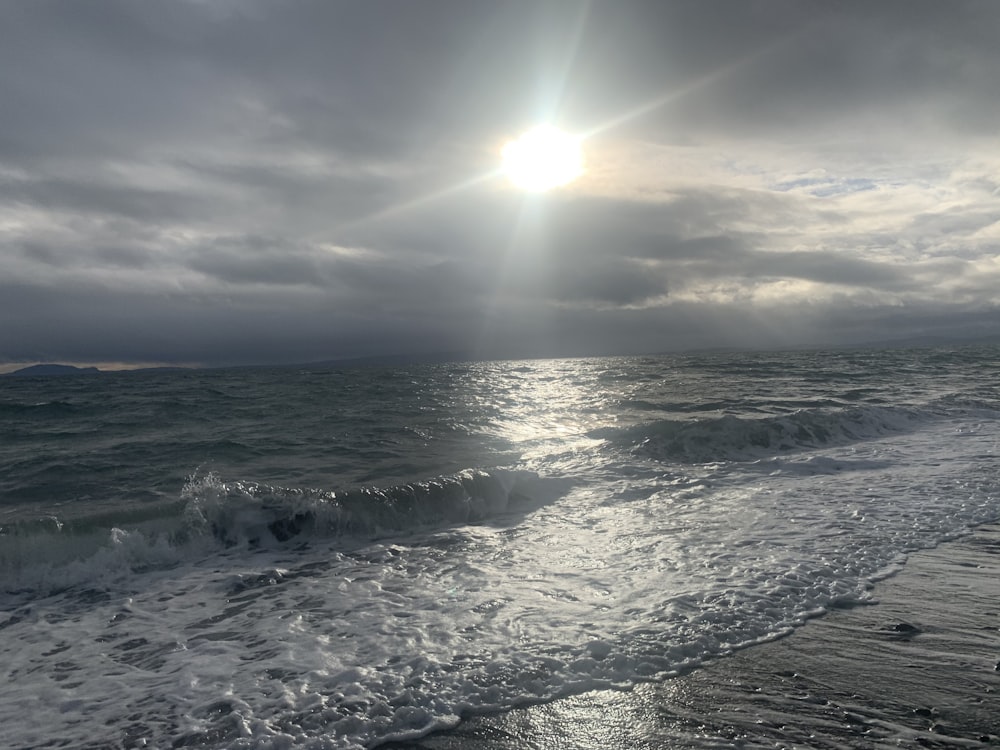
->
583;24;813;138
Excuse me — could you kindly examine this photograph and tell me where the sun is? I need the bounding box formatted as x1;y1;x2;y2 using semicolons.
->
501;126;583;192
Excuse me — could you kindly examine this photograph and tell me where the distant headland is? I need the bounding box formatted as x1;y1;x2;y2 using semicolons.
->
4;364;102;377
1;364;192;377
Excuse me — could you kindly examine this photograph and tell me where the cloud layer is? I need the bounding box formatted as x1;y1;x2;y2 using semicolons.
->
2;0;998;367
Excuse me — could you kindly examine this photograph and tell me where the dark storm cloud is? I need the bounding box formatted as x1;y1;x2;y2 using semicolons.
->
583;0;1000;140
494;193;913;298
0;279;477;366
4;0;998;158
184;238;334;288
536;258;665;306
14;239;153;271
1;0;998;367
176;160;395;229
906;210;1000;240
749;251;906;289
0;0;567;165
1;174;208;224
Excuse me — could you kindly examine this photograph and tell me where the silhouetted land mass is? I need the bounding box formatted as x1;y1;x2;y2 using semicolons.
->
2;364;193;377
4;364;101;377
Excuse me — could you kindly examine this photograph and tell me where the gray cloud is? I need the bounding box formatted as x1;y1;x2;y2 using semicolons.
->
1;0;998;367
1;174;208;224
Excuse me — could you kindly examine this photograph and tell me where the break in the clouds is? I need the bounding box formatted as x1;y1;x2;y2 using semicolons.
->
1;0;999;368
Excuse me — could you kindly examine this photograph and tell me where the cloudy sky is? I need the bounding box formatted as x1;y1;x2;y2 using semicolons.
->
2;0;999;369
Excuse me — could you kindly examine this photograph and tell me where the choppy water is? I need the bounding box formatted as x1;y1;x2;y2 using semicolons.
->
1;347;998;748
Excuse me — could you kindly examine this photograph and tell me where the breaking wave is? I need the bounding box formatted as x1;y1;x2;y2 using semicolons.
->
183;468;543;545
593;405;927;463
0;468;550;595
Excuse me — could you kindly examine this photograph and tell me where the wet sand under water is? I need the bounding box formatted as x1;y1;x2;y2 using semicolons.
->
393;524;1000;749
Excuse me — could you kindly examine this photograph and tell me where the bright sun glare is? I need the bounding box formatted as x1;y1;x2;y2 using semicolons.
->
502;126;583;192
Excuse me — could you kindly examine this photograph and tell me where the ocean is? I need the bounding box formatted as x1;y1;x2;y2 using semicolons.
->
1;347;998;749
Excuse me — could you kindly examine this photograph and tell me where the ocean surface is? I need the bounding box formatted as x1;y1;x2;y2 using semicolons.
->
1;347;998;749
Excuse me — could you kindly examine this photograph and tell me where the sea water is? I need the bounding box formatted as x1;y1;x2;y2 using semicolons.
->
1;347;998;748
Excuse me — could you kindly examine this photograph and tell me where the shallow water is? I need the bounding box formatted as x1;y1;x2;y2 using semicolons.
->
419;525;999;750
1;347;999;748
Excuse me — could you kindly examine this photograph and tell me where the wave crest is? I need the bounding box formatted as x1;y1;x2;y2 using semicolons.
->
1;468;545;595
593;406;924;463
183;468;536;546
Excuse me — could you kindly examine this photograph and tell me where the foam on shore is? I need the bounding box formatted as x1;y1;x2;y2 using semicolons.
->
393;523;1000;749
